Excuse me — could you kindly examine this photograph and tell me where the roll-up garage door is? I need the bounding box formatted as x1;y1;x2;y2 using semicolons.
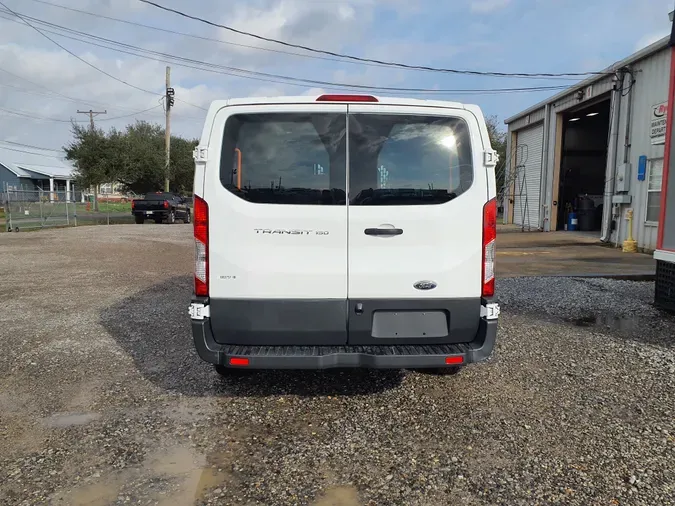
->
513;124;544;230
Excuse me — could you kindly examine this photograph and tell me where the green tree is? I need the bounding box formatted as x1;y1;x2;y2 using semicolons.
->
64;119;197;197
120;121;165;194
64;123;112;210
170;135;199;194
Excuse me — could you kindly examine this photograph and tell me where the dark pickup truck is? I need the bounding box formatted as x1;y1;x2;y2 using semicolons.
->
131;192;191;224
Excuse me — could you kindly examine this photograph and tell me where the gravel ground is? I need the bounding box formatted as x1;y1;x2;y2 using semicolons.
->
0;225;674;506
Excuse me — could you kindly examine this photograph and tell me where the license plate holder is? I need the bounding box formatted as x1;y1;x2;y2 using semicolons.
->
371;310;448;338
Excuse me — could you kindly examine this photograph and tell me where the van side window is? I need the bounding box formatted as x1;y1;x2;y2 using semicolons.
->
349;115;473;205
220;113;347;205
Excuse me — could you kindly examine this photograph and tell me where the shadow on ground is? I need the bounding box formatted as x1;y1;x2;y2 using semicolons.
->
100;276;404;397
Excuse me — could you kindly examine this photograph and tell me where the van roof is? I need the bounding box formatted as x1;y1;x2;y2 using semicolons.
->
208;95;472;110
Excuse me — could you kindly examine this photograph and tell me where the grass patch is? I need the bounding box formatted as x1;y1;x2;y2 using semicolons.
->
76;202;132;214
0;201;148;232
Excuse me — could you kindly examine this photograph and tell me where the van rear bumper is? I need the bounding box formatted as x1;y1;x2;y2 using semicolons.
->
191;315;497;370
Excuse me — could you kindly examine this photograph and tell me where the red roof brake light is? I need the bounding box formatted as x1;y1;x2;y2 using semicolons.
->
316;94;378;103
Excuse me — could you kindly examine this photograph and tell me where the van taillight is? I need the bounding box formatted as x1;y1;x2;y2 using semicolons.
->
482;198;497;298
131;200;135;209
194;195;209;297
163;200;170;209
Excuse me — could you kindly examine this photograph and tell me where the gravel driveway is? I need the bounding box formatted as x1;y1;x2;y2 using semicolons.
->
0;225;674;506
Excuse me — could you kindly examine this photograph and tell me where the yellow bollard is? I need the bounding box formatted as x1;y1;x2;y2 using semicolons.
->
622;208;638;253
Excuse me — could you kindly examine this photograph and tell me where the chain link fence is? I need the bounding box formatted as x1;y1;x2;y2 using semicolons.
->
2;188;136;232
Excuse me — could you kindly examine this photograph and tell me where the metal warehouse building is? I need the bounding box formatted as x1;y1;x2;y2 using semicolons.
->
504;34;671;251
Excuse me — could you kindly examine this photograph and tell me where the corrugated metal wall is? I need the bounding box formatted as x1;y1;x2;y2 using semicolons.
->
508;108;546;132
617;48;669;250
508;46;671;250
553;77;616;113
513;124;544;229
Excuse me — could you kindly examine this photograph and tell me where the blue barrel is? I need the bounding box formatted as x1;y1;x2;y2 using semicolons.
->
567;212;578;231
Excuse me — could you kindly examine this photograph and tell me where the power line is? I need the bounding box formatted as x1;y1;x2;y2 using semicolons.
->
0;106;76;122
23;0;419;73
0;68;113;109
97;105;165;121
138;0;611;79
0;104;165;124
0;1;160;97
0;11;572;96
176;98;207;111
0;3;208;113
0;80;205;120
42;25;567;93
0;145;65;157
0;79;162;114
25;0;580;83
0;139;62;152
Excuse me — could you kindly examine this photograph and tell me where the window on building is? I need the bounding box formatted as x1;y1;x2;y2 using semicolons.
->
646;157;663;223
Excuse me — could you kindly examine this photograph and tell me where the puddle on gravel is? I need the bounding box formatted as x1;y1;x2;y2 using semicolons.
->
51;475;125;506
570;314;641;331
51;445;230;506
148;445;230;505
59;479;121;506
313;486;360;506
43;412;101;428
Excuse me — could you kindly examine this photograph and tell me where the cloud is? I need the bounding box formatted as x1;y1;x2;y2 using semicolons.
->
470;0;511;13
0;0;672;163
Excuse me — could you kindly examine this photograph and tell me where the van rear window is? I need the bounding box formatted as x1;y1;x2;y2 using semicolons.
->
220;113;347;205
143;192;174;201
220;112;472;206
348;114;473;205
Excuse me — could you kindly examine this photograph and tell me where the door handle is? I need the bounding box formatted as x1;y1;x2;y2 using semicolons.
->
364;228;403;236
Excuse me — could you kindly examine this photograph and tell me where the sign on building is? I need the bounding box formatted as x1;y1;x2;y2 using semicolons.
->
651;101;668;144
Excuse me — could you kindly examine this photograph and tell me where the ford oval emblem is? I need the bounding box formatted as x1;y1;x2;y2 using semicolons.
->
413;280;437;291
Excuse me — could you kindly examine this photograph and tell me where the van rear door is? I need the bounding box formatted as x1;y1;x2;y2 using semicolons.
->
203;103;349;346
346;105;487;345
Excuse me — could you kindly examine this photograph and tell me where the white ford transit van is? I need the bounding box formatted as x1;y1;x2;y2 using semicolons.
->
189;94;500;374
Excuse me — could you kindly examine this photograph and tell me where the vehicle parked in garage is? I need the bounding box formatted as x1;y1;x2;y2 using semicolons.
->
131;192;190;224
189;94;500;374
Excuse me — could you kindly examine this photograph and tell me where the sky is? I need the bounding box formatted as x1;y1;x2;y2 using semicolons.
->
0;0;673;165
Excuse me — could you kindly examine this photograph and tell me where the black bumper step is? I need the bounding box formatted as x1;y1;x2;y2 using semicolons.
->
192;319;497;370
221;344;469;357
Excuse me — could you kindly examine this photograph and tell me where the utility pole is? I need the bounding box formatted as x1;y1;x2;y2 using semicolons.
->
77;109;107;131
77;109;107;212
165;66;174;192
